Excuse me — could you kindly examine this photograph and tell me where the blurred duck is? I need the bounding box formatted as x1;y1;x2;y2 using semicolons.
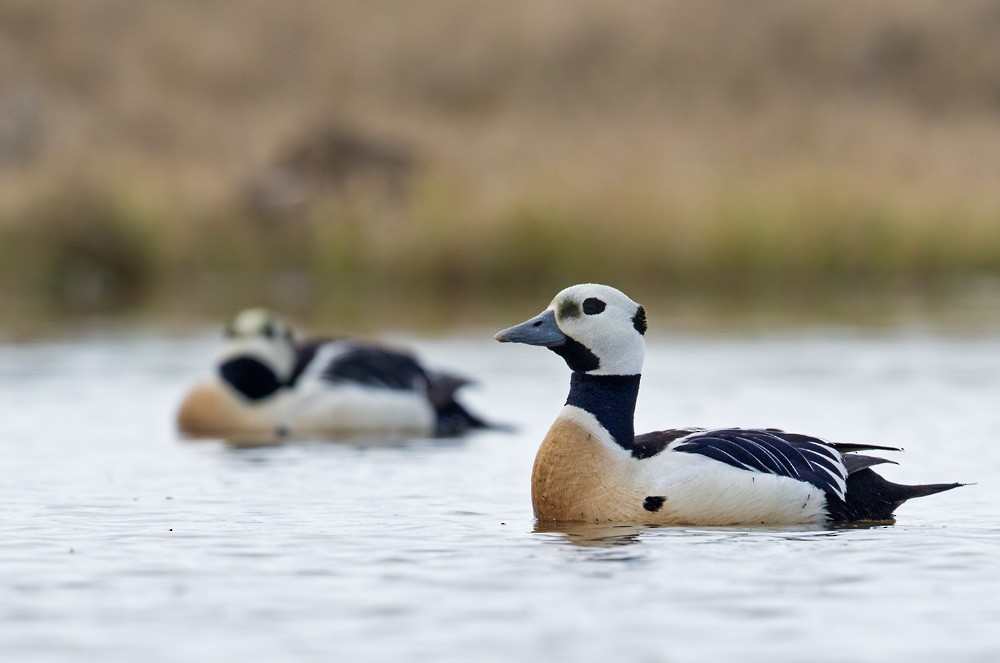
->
178;309;488;441
496;283;964;526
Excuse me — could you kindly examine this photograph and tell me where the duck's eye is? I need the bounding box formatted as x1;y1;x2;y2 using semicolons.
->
583;297;606;315
223;322;237;338
262;323;276;339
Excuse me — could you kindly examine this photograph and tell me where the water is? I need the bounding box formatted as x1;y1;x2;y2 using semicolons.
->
2;328;999;662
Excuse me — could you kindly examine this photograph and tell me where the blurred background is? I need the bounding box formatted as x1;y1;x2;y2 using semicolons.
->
4;5;1000;661
3;0;1000;333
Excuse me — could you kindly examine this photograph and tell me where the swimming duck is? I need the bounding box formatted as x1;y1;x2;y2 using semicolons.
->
178;308;487;440
495;284;963;526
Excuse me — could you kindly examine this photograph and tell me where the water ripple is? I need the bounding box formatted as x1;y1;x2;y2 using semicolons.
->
1;332;999;662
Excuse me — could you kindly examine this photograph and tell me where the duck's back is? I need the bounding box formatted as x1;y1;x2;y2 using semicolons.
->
285;341;437;438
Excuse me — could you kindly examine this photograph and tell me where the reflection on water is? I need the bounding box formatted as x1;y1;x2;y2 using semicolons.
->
533;521;889;549
210;432;449;449
533;522;649;547
1;330;999;662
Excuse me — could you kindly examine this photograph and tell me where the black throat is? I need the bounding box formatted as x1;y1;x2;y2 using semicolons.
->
218;356;284;401
565;372;640;450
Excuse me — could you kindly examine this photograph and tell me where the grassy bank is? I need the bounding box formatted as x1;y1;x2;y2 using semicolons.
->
3;1;1000;328
3;175;999;327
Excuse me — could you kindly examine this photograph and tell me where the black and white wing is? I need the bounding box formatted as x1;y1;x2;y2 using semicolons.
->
289;337;429;392
288;338;329;386
632;428;705;459
288;338;489;435
319;344;429;392
668;428;850;501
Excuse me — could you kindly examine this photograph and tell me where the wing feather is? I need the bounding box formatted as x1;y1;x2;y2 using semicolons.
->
671;428;851;500
320;344;429;392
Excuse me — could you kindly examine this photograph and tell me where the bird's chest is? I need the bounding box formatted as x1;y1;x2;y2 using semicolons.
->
531;416;648;523
177;378;288;439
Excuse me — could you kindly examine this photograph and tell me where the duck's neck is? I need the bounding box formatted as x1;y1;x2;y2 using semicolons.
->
565;372;640;450
219;356;285;401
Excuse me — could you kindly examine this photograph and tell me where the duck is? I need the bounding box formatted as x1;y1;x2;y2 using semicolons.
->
178;308;488;441
495;283;964;526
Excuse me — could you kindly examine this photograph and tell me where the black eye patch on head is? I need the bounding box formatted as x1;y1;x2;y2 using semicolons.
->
632;305;647;335
557;299;581;318
582;297;606;315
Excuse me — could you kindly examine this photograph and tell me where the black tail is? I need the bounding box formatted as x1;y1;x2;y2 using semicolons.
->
426;371;512;436
830;442;903;454
433;399;492;436
829;468;965;523
425;370;473;409
423;370;485;436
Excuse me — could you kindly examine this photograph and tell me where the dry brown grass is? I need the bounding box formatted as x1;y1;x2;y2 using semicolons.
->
3;0;1000;322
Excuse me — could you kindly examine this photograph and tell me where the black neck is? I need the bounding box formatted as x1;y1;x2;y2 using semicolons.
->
565;372;640;450
219;356;285;401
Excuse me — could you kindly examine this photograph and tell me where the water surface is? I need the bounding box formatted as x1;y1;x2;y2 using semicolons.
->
2;329;998;662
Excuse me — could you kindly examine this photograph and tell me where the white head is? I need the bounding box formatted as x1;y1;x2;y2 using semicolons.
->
495;284;647;376
218;308;297;382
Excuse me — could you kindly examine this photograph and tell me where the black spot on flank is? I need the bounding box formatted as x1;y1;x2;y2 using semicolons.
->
582;297;606;315
557;299;581;319
643;496;665;512
632;306;647;335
